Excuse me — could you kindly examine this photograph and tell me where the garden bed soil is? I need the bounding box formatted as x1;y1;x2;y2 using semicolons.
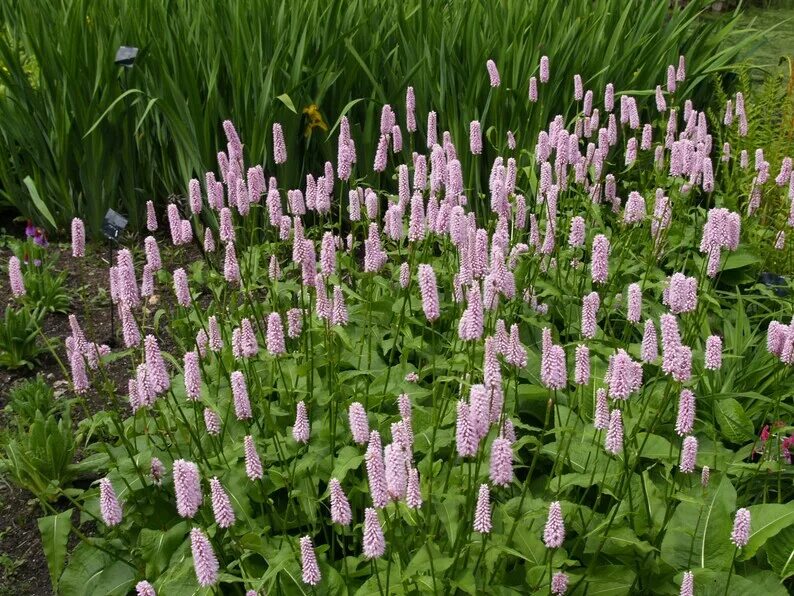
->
0;237;200;594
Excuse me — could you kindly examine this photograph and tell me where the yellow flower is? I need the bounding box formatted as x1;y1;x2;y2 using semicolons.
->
302;104;328;138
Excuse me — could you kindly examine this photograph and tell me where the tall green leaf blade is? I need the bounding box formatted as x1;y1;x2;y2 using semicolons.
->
37;508;72;591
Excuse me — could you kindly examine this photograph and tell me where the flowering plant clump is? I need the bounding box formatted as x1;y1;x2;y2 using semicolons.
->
11;56;794;595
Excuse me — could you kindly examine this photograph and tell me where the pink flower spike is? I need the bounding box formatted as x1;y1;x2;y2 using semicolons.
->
362;508;386;559
273;123;287;164
329;478;352;526
293;401;310;444
406;468;422;509
417;264;440;322
244;435;263;480
299;535;321;586
136;581;156;596
486;59;501;87
731;508;751;548
551;571;569;595
680;435;698;473
231;371;252;420
71;218;85;257
543;501;565;549
489;437;513;486
680;571;694;596
204;408;221;435
190;528;219;587
675;389;696;436
473;484;492;533
8;256;25;297
266;312;286;355
173;459;202;518
605;409;624;455
209;477;236;528
99;478;123;527
348;402;370;445
705;335;722;370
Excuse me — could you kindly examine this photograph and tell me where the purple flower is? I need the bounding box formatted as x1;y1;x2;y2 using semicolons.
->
569;216;585;247
551;571;569;595
594;388;609;430
540;56;550;83
605;349;642;400
543;501;565;548
679;570;694;596
528;76;538;102
384;443;408;500
204;408;221;436
605;410;624;455
581;291;600;339
210;477;236;528
701;466;710;487
173;460;202;518
146;201;157;231
190;528;219;587
406;87;416;133
641;319;659;363
489;437;513;487
329;478;352;526
144;335;170;394
299;536;321;586
293;401;310;444
366;431;389;508
406;468;422;509
273;123;287;164
173;268;191;307
99;478;123;527
456;400;477;458
231;371;252;420
473;484;492;533
362;508;386;559
184;350;201;400
574;345;590;385
417;264;440;322
8;256;25;298
730;508;751;548
591;234;610;284
541;344;567;390
705;335;722;370
470;121;482;154
486;59;501;87
675;389;696;436
348;402;370;445
244;435;263;480
266;312;286;356
223;243;240;285
287;308;303;338
680;435;698;474
71;218;85;258
136;581;156;596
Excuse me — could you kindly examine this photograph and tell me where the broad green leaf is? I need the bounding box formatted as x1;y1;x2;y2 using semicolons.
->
715;398;754;443
661;475;736;571
435;494;465;547
37;508;72;591
403;541;453;580
766;525;794;580
331;446;364;483
738;502;794;560
59;541;136;595
583;564;636;595
139;521;190;577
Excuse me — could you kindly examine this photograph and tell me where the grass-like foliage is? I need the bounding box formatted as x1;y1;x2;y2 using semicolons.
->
0;0;758;234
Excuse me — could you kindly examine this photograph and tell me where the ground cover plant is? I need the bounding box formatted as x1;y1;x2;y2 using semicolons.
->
0;0;758;234
4;52;794;596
